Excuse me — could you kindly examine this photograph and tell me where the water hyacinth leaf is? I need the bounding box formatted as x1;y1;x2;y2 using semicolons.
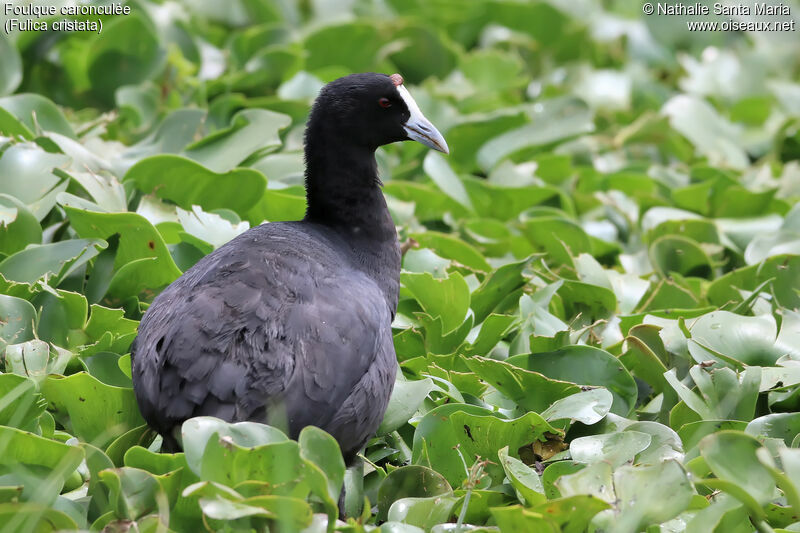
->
687;365;760;421
116;82;160;132
0;373;46;430
523;218;592;268
378;375;436;435
477;99;594;170
463;313;517;357
303;22;384;73
0;504;78;532
0;106;32;139
410;232;491;273
625;421;684;464
99;467;169;522
498;446;545;506
401;271;470;334
569;431;652;468
379;522;426;533
464;356;580;413
541;388;613;425
0;193;41;255
181;421;312;503
387;24;458;83
0;34;21;96
555;281;618;323
530;496;611;533
4;339;51;381
490;505;560;532
470;255;533;324
687;311;785;367
247;188;308;224
40;372;145;449
87;14;165;105
663;95;748;170
0;294;36;350
555;462;615;504
387;495;458;530
377;466;452;522
298;425;345;511
699;431;776;507
116;109;208;173
177;205;250;250
0;143;69;219
507;346;637;416
125;155;268;217
199;494;313;530
0;425;84;483
0;94;75;138
412;404;558;487
613;460;694;533
0;239;107;285
183;109;291;173
423;152;474;211
649;235;713;278
746;413;800;446
61;204;182;299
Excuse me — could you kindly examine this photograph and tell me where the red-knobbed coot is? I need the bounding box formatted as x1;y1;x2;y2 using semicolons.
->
131;73;448;462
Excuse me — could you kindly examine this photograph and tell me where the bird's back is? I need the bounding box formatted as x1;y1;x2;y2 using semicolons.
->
131;221;397;458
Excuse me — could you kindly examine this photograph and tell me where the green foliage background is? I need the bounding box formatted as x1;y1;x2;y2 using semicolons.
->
1;0;800;531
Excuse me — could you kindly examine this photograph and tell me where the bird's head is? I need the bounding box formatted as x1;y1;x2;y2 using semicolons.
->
309;72;449;155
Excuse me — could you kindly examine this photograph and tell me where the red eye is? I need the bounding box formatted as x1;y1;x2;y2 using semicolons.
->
378;97;392;108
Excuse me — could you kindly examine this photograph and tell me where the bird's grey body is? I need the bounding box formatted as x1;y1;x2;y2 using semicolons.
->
132;221;400;460
130;72;447;463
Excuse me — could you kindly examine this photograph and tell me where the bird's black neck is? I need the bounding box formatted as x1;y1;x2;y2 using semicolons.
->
302;115;396;235
302;127;401;314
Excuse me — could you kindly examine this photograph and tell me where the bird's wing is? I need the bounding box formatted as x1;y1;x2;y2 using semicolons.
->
132;244;392;439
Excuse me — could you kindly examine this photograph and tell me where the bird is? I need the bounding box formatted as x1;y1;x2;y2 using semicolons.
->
130;72;449;463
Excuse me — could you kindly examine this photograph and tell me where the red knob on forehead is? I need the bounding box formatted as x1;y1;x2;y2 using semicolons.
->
390;73;404;86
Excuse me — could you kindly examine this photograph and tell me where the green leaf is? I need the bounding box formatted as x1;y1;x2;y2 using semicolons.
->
687;311;786;367
0;143;69;220
304;22;384;72
61;204;182;300
0;238;107;285
0;294;36;350
387;495;458;530
498;445;546;506
0;193;42;255
377;466;452;522
402;271;470;334
541;388;613;425
570;431;652;468
613;460;694;532
746;413;800;447
298;426;345;522
699;431;776;508
507;346;638;416
410;231;491;273
0;34;21;96
412;404;559;487
378;375;436;435
125;155;267;217
423;152;474;211
0;373;46;431
477;98;594;170
183;109;291;173
470;255;533;324
40;372;145;449
0;503;78;532
0;94;75;138
464;356;580;413
87;14;165;105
